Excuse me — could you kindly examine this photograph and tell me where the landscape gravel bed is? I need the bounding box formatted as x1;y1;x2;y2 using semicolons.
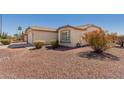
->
0;47;124;79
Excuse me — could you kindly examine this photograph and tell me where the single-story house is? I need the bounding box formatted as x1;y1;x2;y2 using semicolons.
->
25;24;101;47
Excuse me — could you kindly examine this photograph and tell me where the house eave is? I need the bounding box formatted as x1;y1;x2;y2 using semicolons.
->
57;25;86;31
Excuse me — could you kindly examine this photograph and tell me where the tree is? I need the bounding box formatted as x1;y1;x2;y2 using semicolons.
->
83;30;111;53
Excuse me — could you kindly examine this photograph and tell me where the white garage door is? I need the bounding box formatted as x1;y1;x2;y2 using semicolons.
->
28;32;33;44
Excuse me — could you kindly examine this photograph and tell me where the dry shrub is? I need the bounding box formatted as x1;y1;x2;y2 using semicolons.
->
107;33;118;43
0;39;11;45
83;30;111;53
33;40;45;49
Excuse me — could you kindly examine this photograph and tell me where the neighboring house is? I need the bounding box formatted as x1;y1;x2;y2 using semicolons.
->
25;24;101;47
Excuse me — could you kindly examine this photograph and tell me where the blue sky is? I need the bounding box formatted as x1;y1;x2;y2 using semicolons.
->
1;14;124;35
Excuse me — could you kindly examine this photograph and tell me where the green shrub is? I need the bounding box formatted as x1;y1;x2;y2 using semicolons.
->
50;40;59;49
0;39;11;45
117;35;124;47
83;30;111;53
33;40;45;49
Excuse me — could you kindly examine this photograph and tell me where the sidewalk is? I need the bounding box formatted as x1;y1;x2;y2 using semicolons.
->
0;42;8;49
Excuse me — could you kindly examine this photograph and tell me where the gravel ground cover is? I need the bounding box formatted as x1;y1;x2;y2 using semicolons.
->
0;46;124;79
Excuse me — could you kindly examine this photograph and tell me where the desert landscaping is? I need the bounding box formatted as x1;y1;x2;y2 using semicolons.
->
0;43;124;79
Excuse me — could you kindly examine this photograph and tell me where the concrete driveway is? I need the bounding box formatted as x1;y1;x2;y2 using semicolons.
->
0;42;33;49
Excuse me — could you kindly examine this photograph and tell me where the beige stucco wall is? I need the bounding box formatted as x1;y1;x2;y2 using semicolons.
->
58;27;85;47
24;35;27;42
33;31;58;44
28;31;33;44
58;26;100;47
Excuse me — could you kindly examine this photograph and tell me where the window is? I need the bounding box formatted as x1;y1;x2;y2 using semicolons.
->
60;30;70;43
